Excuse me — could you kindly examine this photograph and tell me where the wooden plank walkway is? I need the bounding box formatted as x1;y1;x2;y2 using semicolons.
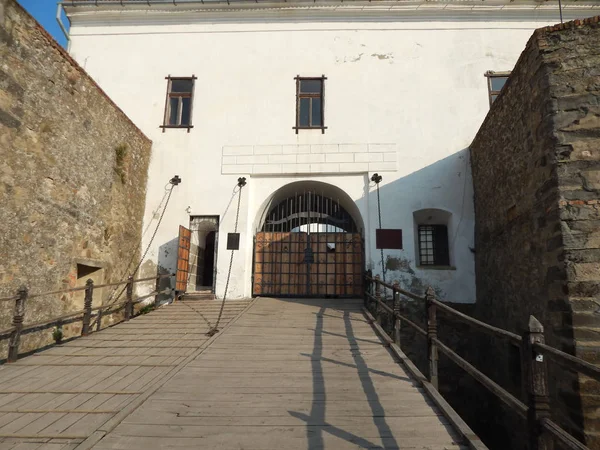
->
0;299;251;450
94;298;463;450
0;297;464;450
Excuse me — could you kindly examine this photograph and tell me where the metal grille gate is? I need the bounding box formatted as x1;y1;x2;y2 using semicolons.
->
253;192;363;298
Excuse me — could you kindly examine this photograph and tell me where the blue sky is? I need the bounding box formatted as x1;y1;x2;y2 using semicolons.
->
17;0;69;47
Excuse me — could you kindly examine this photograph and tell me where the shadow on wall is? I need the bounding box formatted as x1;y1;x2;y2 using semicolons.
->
157;237;178;303
152;181;244;301
360;148;475;303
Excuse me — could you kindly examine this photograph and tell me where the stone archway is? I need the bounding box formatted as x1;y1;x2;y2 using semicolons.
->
253;182;364;298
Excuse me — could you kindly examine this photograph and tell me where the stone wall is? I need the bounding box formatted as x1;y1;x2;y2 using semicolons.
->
0;0;151;355
470;16;600;449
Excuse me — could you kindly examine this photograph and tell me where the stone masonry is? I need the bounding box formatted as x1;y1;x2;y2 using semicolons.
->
470;17;600;449
0;0;151;355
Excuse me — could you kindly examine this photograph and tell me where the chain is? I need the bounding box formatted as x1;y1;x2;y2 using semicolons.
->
375;180;386;285
112;188;170;290
207;180;245;336
91;181;178;331
132;185;175;279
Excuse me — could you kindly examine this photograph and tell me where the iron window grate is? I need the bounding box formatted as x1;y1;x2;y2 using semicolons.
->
418;225;450;266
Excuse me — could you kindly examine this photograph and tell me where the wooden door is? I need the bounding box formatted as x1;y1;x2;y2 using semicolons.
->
309;233;363;297
253;232;308;296
253;232;362;297
176;225;191;292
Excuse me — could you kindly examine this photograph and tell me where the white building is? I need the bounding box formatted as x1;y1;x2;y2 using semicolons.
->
63;0;598;303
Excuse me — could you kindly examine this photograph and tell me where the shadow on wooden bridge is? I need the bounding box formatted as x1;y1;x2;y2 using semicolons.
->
0;296;473;449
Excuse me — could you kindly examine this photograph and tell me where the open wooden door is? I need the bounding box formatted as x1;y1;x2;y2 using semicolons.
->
176;225;191;293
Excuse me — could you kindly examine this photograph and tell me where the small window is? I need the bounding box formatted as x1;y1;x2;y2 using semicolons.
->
418;225;450;266
485;71;510;106
294;75;326;134
162;75;196;132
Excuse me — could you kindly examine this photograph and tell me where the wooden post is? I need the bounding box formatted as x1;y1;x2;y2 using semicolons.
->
364;270;372;308
393;280;401;347
154;274;160;307
125;276;134;321
522;316;552;450
374;275;382;326
7;286;27;363
425;287;439;390
81;279;94;336
96;308;103;332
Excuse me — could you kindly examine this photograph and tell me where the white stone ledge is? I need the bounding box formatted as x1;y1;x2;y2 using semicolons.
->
282;163;310;174
369;144;396;153
282;145;311;154
340;144;368;153
312;144;339;154
385;152;398;162
237;155;269;165
297;154;326;164
255;145;282;155
355;153;384;163
269;154;297;164
254;164;282;174
369;162;397;172
339;162;369;172
326;153;355;163
221;156;237;165
221;144;397;175
310;163;340;173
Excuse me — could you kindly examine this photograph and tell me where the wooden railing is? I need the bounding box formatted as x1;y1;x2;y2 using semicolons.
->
0;274;173;363
365;272;600;450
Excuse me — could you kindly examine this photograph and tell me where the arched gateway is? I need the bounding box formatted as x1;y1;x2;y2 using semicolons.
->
253;182;364;298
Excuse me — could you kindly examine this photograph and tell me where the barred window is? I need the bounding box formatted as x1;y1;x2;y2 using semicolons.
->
418;225;450;266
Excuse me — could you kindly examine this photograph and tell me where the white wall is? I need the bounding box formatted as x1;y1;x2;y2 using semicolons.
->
65;4;597;303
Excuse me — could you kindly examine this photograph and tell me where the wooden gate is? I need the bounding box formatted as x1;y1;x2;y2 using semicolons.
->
175;225;191;293
253;232;363;297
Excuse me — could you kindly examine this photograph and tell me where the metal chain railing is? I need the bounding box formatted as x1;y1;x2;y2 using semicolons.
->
206;177;246;336
98;175;181;314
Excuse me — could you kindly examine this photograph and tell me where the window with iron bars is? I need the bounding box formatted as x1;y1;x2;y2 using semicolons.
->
162;75;196;132
418;225;450;266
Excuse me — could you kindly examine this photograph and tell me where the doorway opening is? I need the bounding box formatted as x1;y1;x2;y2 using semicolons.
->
253;182;364;298
189;216;219;293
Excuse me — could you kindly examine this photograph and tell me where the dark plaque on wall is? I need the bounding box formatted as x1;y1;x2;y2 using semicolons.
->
376;229;403;250
227;233;240;250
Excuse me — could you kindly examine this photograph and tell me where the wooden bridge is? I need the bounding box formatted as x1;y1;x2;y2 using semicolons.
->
0;296;468;450
1;274;599;450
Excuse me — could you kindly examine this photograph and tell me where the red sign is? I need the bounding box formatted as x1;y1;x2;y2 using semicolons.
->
376;229;403;250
